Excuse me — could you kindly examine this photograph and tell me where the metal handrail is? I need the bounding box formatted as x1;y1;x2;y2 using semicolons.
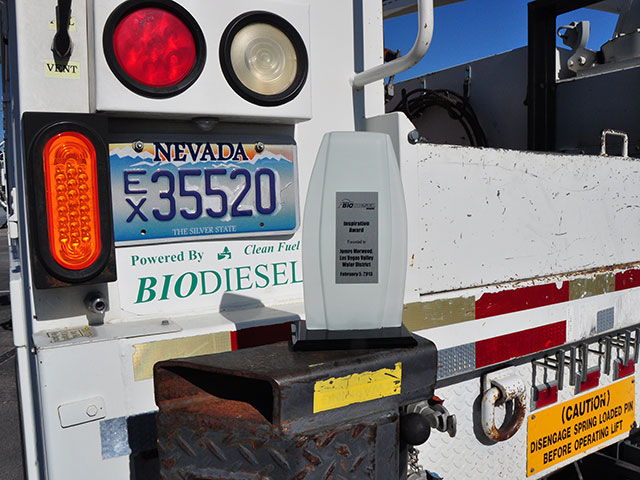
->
352;0;434;89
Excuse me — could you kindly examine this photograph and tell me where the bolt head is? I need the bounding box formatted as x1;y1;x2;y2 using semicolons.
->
86;405;98;417
255;142;265;153
408;130;420;144
133;141;144;153
578;56;587;65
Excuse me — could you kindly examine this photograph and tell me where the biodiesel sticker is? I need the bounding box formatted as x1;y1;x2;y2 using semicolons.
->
116;238;303;314
335;192;378;284
527;377;635;476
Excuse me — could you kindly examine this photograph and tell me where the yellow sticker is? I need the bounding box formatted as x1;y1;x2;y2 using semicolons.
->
46;326;94;343
44;61;80;79
49;18;77;31
527;377;635;476
313;362;402;413
132;332;232;381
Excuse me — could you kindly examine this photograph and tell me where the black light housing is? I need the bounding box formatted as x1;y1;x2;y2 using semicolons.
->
23;113;116;289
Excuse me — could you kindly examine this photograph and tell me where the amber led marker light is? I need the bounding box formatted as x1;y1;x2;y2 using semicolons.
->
43;132;101;270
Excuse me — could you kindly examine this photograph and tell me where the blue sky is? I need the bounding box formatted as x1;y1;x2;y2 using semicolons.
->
384;0;620;81
0;2;620;140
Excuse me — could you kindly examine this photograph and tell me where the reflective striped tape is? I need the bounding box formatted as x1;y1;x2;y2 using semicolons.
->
404;267;640;331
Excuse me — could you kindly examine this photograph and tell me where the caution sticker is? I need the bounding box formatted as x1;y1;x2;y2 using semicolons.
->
313;362;402;413
527;377;635;476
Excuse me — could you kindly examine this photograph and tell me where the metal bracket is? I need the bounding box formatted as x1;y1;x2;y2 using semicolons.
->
607;329;640;367
463;65;472;99
601;129;629;157
532;329;640;392
558;21;597;73
532;349;566;390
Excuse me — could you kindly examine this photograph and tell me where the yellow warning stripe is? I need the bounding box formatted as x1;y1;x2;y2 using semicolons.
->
313;362;402;413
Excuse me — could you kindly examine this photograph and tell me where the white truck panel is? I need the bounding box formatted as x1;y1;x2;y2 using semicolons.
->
413;144;640;294
14;1;90;113
93;0;312;123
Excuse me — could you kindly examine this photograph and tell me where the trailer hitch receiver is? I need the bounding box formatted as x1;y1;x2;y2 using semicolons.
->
154;338;437;479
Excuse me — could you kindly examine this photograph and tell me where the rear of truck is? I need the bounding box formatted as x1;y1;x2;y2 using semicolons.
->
1;1;385;478
4;0;640;479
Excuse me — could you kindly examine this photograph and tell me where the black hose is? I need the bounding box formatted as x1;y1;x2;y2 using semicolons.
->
393;87;488;147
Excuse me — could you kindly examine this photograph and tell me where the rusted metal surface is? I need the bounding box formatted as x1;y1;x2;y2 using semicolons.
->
157;413;382;479
481;376;527;442
154;339;437;479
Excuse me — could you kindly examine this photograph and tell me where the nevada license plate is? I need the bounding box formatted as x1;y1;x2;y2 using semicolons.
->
110;141;299;244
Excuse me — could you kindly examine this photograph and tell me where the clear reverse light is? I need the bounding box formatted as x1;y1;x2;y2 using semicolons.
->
229;22;298;96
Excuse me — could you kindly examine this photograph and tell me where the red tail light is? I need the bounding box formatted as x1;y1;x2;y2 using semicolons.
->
104;0;206;98
113;8;195;87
